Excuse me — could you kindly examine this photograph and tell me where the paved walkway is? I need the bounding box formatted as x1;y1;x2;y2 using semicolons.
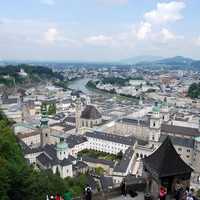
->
109;192;144;200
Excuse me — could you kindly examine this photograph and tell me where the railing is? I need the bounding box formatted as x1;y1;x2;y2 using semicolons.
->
72;177;146;200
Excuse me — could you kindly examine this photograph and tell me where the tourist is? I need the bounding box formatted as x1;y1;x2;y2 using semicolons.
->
159;186;167;200
55;193;61;200
85;185;92;200
121;179;127;197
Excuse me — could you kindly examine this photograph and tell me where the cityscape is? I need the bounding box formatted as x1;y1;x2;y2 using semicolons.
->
0;1;200;200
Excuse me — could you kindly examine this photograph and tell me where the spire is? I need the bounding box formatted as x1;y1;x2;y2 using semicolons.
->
56;137;69;160
75;95;82;133
40;103;48;128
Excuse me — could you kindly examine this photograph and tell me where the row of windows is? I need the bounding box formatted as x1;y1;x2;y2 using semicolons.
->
177;148;191;153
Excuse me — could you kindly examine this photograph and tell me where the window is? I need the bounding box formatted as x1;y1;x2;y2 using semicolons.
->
186;155;190;158
153;122;156;127
187;149;190;153
152;135;155;141
45;133;48;137
178;148;182;151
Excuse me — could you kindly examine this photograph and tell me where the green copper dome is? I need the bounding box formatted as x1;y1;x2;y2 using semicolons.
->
56;137;68;150
152;102;161;113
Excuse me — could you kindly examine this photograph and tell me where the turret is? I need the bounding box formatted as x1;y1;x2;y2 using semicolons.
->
40;103;50;147
139;95;143;106
56;137;69;160
75;94;82;133
150;102;161;142
160;97;170;122
198;116;200;132
150;102;161;129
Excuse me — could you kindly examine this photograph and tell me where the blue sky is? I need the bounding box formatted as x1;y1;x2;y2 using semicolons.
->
0;0;200;61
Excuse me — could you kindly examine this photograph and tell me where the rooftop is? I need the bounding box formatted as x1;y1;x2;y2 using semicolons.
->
85;131;136;146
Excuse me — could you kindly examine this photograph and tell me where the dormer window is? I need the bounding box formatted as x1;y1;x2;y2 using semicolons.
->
153;122;156;127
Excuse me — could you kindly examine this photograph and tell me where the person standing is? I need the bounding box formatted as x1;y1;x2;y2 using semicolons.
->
85;185;92;200
159;186;167;200
121;179;127;197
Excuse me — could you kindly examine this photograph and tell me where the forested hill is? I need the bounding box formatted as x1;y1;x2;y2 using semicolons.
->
0;111;90;200
0;64;64;87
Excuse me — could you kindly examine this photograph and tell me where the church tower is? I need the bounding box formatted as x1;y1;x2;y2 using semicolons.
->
40;104;50;147
56;137;69;160
75;94;82;133
160;97;170;122
149;102;161;142
139;95;143;106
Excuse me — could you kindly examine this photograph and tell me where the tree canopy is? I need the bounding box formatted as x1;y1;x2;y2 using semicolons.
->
188;82;200;99
0;111;88;200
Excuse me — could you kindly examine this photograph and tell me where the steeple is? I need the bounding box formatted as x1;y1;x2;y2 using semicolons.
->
150;102;161;129
40;103;50;147
40;103;49;128
139;95;143;106
160;97;170;122
150;102;161;142
75;94;82;133
198;116;200;132
56;137;69;160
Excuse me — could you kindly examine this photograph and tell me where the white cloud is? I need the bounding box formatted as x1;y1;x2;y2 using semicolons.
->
136;22;152;40
40;0;55;6
84;35;114;46
196;36;200;46
144;1;186;24
97;0;128;5
44;28;59;43
160;28;176;41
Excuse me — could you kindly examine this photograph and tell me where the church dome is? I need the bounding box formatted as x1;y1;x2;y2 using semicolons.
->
81;105;101;120
56;137;68;150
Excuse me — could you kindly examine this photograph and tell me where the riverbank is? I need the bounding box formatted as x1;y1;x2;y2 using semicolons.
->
86;80;140;102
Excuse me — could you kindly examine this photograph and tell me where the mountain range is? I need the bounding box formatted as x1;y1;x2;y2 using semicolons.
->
120;56;200;70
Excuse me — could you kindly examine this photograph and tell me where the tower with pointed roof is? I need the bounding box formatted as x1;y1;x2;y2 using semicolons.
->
75;93;82;133
149;102;161;142
160;97;170;122
56;137;69;160
143;136;193;197
40;103;50;147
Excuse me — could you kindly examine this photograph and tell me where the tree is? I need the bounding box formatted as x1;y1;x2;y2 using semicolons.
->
188;82;200;99
117;151;123;160
48;103;56;115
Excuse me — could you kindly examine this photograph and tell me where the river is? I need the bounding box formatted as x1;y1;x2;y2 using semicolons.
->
68;78;96;95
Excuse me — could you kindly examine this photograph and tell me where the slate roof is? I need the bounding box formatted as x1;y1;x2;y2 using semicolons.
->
113;147;134;173
36;144;76;167
100;176;113;191
85;131;136;146
143;136;193;178
2;98;18;105
119;118;150;127
161;124;200;137
159;134;194;148
82;156;114;168
37;153;53;166
64;116;76;124
73;161;88;170
65;135;87;148
81;105;101;120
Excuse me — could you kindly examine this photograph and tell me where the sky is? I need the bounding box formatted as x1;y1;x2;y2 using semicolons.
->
0;0;200;61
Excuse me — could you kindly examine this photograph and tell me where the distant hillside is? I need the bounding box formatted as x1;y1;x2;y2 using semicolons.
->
0;64;64;88
135;56;200;70
119;55;163;64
